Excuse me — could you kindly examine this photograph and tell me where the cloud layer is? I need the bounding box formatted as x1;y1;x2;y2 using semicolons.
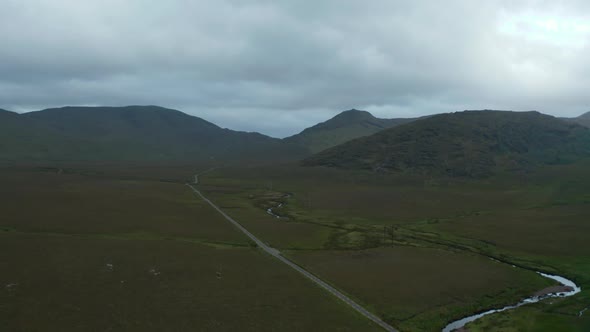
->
1;0;589;137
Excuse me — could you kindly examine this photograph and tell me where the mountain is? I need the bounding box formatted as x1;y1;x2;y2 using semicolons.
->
563;112;590;128
0;108;56;161
0;106;305;163
303;110;590;177
0;109;16;116
284;109;415;153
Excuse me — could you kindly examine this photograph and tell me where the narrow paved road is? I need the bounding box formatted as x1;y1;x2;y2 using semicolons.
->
187;182;398;332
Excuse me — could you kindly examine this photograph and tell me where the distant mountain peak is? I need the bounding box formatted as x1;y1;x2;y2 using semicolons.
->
339;108;372;115
331;109;375;121
284;109;416;153
578;111;590;119
318;109;379;127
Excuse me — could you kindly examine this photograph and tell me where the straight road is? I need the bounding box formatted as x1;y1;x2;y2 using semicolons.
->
187;182;398;332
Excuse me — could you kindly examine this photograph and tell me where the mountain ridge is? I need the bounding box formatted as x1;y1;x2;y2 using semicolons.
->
303;110;590;177
0;109;16;116
4;106;590;169
0;105;305;163
285;109;415;153
564;111;590;128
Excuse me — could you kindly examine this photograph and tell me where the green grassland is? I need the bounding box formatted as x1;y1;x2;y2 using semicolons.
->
0;167;246;244
0;166;380;331
4;159;590;331
199;160;590;331
289;248;549;331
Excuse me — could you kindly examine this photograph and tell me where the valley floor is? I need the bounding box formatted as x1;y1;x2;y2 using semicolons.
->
0;166;378;331
199;162;590;331
2;161;590;331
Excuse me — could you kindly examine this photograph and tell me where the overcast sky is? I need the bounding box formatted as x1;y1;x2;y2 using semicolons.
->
1;1;589;137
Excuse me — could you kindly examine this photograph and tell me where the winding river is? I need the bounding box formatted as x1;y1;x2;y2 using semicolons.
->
262;191;582;332
442;271;581;332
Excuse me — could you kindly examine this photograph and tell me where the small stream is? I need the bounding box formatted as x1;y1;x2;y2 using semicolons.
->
266;194;291;219
267;203;284;218
442;272;581;332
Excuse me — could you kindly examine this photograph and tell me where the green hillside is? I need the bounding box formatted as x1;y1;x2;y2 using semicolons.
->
0;108;65;161
303;110;590;177
0;106;305;163
285;109;415;153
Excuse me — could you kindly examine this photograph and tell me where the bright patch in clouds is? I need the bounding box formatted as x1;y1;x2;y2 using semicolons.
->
499;12;590;48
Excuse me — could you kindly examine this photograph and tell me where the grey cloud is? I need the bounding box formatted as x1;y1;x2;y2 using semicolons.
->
1;0;589;137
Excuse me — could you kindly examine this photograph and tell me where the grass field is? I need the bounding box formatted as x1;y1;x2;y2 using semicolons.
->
0;166;380;331
3;160;590;331
0;168;246;245
198;161;590;331
288;247;550;331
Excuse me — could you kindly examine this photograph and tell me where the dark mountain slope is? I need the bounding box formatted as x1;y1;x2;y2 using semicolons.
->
0;108;63;160
1;106;305;162
304;110;590;177
563;111;590;128
285;109;415;153
0;109;16;116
